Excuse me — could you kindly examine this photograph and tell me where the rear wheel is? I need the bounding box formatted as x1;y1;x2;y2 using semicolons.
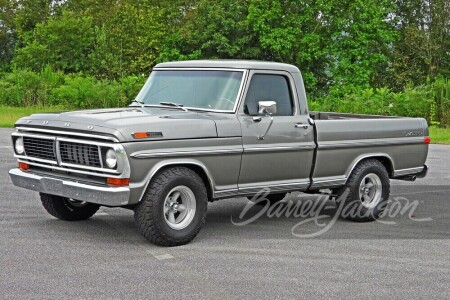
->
40;193;100;221
134;167;208;246
337;159;390;222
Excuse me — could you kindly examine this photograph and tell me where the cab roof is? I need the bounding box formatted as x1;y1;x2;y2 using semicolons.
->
154;60;300;73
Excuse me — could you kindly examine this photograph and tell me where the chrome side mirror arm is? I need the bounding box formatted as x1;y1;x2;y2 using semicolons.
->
258;113;274;140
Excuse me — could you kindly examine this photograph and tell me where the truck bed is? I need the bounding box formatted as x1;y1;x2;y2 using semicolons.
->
309;113;429;190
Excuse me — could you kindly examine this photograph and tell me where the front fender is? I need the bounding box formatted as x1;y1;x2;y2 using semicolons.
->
129;159;217;205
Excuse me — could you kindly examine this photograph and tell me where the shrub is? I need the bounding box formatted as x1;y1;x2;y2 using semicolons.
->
0;66;64;107
0;68;146;109
312;79;449;126
0;67;447;128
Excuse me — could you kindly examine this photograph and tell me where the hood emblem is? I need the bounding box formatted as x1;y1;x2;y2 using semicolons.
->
43;121;48;125
87;125;94;130
64;122;70;127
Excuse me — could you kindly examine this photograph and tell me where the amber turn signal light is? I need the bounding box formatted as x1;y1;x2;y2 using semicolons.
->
106;177;130;187
132;132;149;139
18;162;30;171
424;137;431;144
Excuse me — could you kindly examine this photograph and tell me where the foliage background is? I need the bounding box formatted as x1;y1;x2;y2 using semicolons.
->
0;0;449;126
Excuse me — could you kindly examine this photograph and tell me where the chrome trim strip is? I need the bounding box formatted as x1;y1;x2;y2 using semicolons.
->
244;144;316;153
344;153;395;179
16;127;119;142
131;148;243;159
310;177;347;189
15;155;58;165
136;160;217;202
12;132;56;140
318;137;424;149
97;146;104;168
59;162;119;174
17;159;126;179
393;166;425;177
153;67;248;71
238;69;301;116
54;137;117;148
238;181;310;195
213;189;239;199
9;168;130;206
55;139;62;165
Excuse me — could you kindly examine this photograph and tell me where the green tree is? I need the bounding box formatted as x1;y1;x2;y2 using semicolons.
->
388;0;450;89
13;11;94;73
0;0;16;70
159;0;259;61
247;0;396;95
247;0;328;93
323;0;397;89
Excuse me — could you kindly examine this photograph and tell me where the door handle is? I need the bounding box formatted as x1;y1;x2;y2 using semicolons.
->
252;117;262;122
295;123;309;129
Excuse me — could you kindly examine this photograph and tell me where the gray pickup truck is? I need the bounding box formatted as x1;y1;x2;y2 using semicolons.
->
9;60;429;246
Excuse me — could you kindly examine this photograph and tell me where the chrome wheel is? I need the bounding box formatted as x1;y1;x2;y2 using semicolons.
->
163;186;196;230
359;173;382;209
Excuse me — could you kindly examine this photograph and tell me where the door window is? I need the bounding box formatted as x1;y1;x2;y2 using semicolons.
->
243;74;294;116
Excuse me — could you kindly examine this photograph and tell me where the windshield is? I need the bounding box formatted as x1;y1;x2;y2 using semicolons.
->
135;70;244;111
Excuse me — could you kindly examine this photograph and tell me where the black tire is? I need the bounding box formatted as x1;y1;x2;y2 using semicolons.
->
336;159;390;222
134;167;208;247
40;193;100;221
248;193;286;205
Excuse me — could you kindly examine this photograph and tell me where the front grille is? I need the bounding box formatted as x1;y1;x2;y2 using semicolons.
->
59;141;102;168
23;137;56;160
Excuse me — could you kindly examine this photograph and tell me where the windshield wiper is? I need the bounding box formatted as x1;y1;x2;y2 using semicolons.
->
159;102;188;112
131;99;145;108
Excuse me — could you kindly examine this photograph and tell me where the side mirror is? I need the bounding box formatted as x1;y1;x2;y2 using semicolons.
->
258;101;277;115
256;101;277;140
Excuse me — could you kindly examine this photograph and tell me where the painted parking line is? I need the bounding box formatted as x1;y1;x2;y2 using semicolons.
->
147;250;174;261
154;254;174;260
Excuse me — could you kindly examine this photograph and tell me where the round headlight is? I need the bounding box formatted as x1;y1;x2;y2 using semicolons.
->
15;137;25;155
105;149;117;168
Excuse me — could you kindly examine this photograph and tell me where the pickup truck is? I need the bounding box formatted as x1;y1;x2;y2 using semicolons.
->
9;60;429;246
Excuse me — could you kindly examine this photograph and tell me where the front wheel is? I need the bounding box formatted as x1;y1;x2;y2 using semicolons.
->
337;159;390;222
134;167;208;246
40;193;100;221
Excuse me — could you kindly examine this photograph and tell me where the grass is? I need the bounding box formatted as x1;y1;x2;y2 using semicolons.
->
0;106;66;127
1;105;449;144
429;126;450;144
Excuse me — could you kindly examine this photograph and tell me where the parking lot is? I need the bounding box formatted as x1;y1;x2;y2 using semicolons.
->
0;127;449;299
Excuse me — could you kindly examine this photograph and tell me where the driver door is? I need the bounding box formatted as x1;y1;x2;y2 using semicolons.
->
237;71;315;195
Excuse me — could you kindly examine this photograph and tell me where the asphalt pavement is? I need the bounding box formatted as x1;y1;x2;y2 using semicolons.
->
0;128;449;299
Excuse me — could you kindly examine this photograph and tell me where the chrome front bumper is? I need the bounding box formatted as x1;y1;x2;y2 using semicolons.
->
9;168;130;206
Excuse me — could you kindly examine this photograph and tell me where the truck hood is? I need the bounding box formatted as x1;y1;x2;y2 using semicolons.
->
15;107;221;142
